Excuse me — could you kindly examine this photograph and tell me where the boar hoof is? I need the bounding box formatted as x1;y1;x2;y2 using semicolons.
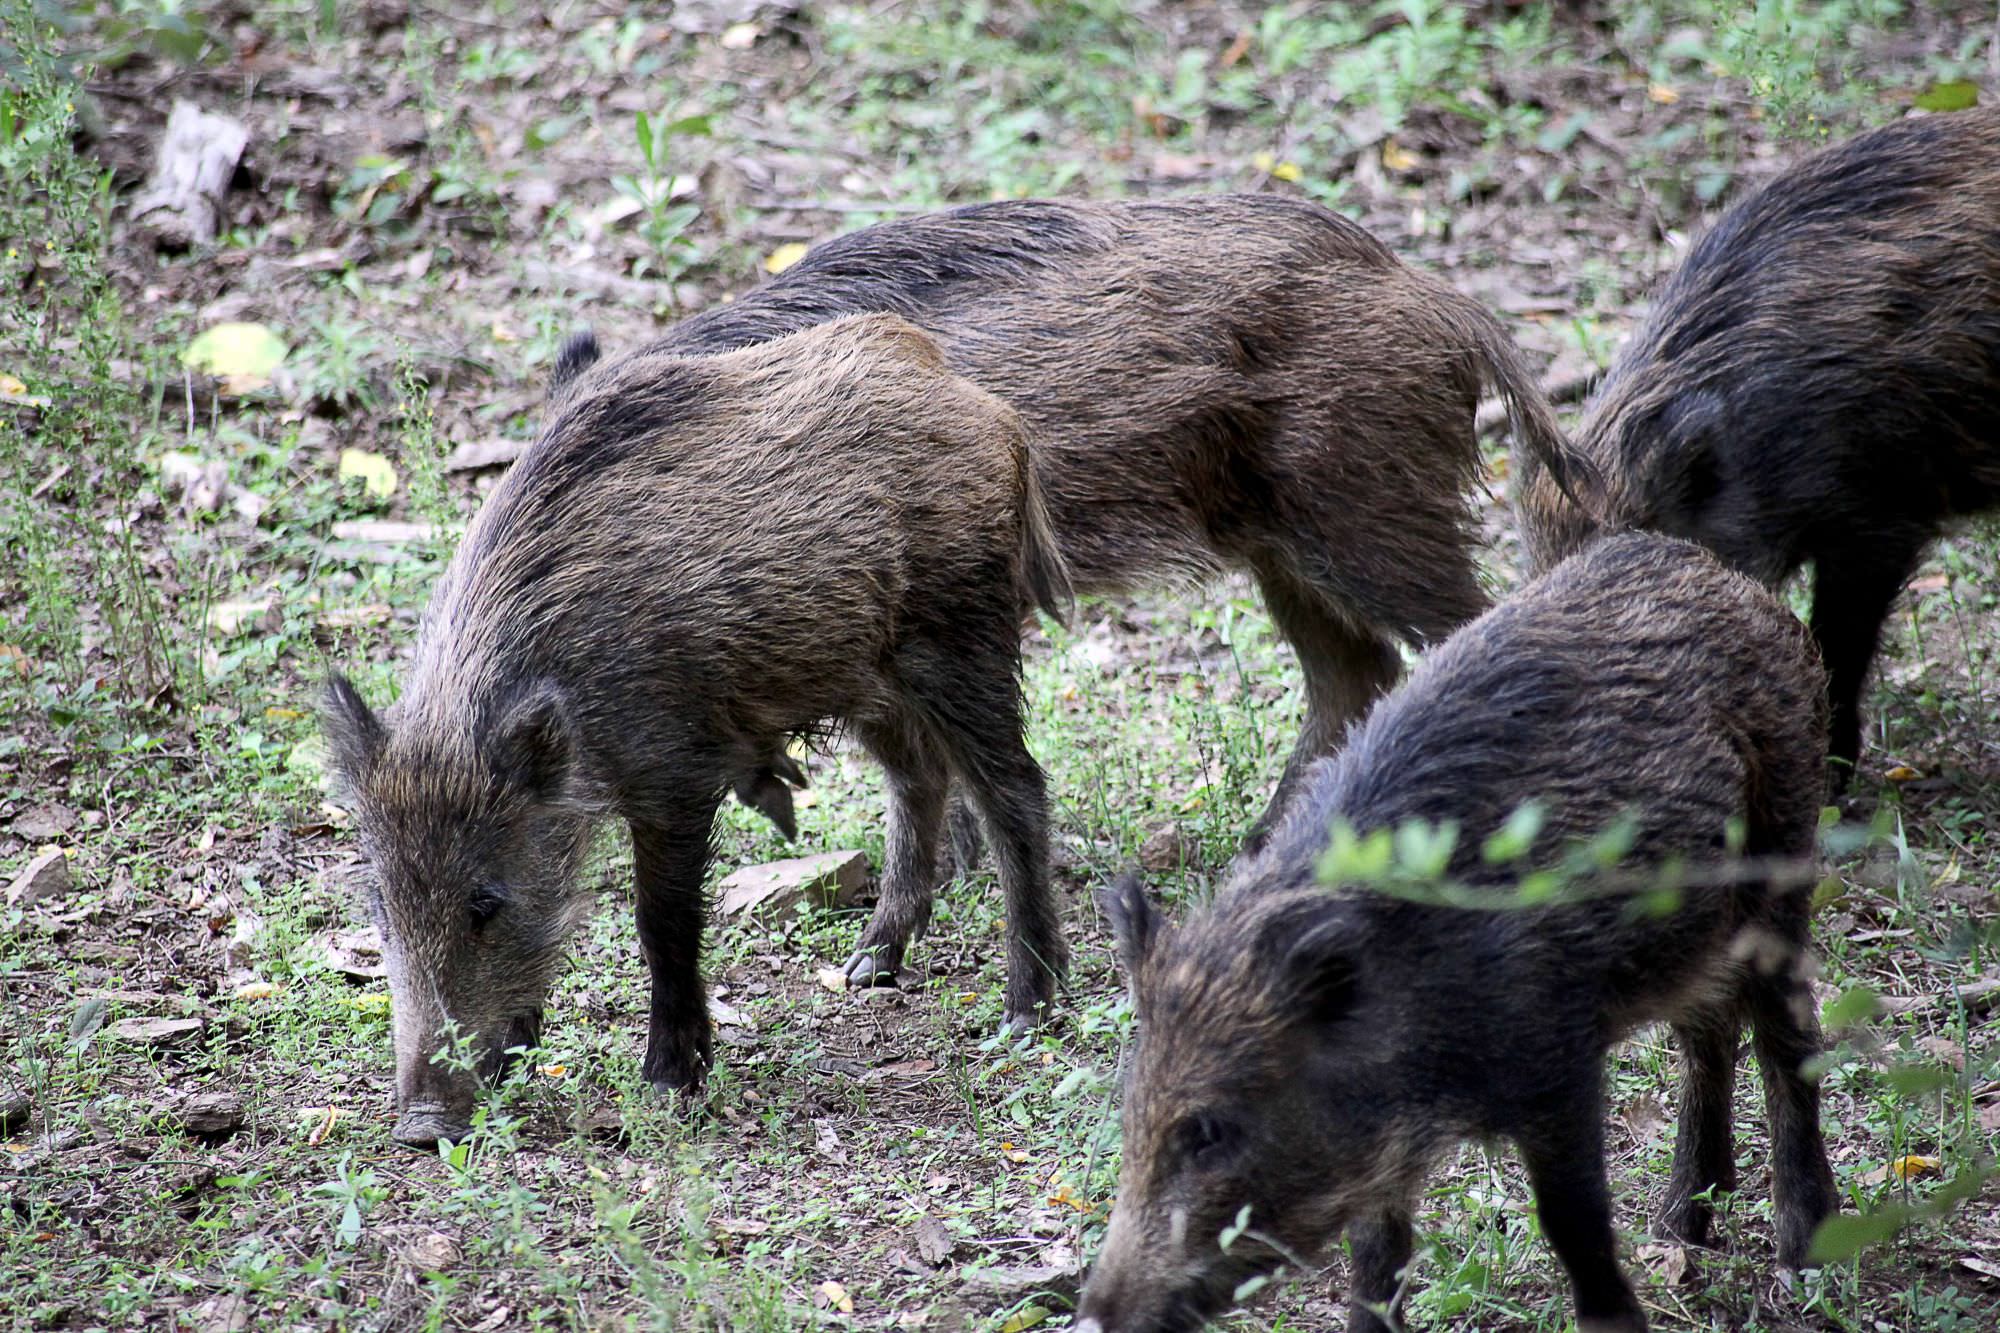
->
998;1004;1048;1038
393;1105;469;1149
841;948;902;989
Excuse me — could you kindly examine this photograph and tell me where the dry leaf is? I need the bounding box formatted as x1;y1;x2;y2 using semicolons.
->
721;21;762;49
1883;765;1920;783
1381;140;1420;172
914;1215;955;1266
0;373;27;395
1648;83;1680;104
813;1280;854;1313
765;242;810;274
183;322;289;378
337;449;398;500
816;966;850;994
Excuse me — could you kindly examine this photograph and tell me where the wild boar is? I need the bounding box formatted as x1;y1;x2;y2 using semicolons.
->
322;314;1071;1146
1079;533;1837;1333
1515;105;2000;783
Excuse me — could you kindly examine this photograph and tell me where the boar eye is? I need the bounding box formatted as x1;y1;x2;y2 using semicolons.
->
1174;1113;1240;1168
468;886;506;929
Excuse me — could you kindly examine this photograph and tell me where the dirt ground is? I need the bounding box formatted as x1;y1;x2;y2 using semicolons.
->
4;2;1999;1330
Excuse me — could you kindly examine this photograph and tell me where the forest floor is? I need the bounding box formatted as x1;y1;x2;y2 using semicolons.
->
4;2;1999;1330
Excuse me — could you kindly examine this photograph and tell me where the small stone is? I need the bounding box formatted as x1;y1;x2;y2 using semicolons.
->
1138;825;1188;872
6;847;70;906
9;803;76;840
180;1091;244;1137
718;850;870;919
107;1016;205;1047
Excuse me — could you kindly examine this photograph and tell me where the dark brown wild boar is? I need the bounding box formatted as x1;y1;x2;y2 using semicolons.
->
321;314;1071;1147
1078;533;1837;1333
1515;105;2000;783
613;194;1581;854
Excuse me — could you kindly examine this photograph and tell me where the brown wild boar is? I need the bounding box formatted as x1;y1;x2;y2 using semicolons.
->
1515;105;2000;783
615;193;1582;857
1078;533;1837;1333
321;314;1071;1147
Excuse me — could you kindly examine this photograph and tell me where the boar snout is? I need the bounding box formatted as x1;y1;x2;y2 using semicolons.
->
392;1103;468;1149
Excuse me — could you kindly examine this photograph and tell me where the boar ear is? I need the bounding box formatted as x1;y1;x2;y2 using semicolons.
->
1097;872;1160;978
1276;913;1361;1027
321;674;386;789
489;683;608;815
550;329;601;396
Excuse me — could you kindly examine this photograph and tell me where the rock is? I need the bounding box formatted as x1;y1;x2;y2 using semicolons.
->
179;1091;245;1137
718;850;869;919
7;847;70;906
329;519;436;544
0;1086;30;1136
960;1263;1084;1306
186;1291;252;1333
914;1215;955;1267
444;437;527;472
1137;824;1188;872
401;1230;461;1272
107;1016;206;1047
9;803;76;840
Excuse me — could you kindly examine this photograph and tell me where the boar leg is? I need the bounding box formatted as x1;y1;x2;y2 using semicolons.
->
632;802;723;1095
1808;534;1924;785
844;717;950;988
1747;974;1839;1269
945;791;985;877
1518;1102;1647;1333
1345;1206;1414;1333
1245;569;1403;852
925;661;1066;1030
1657;1012;1741;1249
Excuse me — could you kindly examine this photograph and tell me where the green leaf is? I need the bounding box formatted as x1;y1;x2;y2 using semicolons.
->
1482;802;1545;864
998;1306;1049;1332
1913;81;1978;112
1218;1203;1252;1252
634;110;654;167
1821;984;1880;1030
183;322;290;377
1806;1207;1909;1264
663;113;714;138
1880;1063;1953;1098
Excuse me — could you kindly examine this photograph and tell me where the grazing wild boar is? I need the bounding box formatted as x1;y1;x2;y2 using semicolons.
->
1078;533;1838;1333
622;193;1582;850
321;314;1071;1147
1515;105;2000;782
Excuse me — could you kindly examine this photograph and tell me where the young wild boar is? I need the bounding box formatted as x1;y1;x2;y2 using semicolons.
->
1077;533;1838;1333
1515;105;2000;782
320;314;1071;1147
625;194;1582;850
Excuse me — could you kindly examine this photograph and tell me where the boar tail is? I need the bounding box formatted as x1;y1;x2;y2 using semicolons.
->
1453;295;1603;511
1016;440;1075;627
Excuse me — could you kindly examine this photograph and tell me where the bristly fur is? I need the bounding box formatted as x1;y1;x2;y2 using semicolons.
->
322;313;1074;1146
1514;105;2000;778
1080;533;1838;1333
635;193;1584;844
